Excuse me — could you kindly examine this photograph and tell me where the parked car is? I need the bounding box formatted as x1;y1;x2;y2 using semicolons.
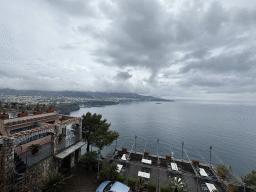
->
96;181;132;192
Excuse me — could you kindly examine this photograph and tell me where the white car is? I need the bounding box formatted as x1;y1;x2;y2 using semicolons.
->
96;181;132;192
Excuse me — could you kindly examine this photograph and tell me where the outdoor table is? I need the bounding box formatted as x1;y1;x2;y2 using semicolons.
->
206;183;217;192
121;154;126;161
141;158;152;165
171;163;178;171
117;164;123;173
138;171;150;179
199;168;208;177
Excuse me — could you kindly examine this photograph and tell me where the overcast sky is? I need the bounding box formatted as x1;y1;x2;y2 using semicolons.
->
1;0;256;101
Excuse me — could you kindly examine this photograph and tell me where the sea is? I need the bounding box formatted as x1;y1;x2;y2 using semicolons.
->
69;99;256;177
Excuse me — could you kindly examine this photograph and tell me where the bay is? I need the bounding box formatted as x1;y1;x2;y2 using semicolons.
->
70;100;256;176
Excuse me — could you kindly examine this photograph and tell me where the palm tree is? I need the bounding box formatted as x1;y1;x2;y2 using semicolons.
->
103;163;118;180
169;176;186;192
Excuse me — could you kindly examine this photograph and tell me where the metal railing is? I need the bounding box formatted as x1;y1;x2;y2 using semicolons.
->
18;142;52;167
58;135;78;153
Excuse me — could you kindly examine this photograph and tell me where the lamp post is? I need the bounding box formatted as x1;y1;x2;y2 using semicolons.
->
125;154;128;184
243;176;248;192
157;138;160;192
97;149;101;180
135;135;137;154
157;138;159;157
210;146;212;166
182;141;184;163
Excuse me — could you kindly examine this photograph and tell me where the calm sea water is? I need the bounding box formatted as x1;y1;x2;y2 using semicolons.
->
70;100;256;176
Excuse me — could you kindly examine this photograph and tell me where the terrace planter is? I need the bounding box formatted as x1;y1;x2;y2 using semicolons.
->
88;165;93;171
166;155;172;160
18;113;28;117
217;171;226;179
100;177;107;181
128;186;135;190
192;160;199;165
122;148;127;152
139;185;145;191
33;111;43;115
0;115;9;119
144;152;149;156
228;184;238;192
31;150;39;156
46;109;55;113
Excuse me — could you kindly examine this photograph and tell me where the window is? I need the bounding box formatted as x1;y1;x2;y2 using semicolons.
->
19;133;51;145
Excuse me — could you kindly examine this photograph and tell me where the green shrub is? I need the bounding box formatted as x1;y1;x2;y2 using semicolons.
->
27;144;41;152
229;184;238;192
160;185;171;192
80;151;97;167
42;173;70;192
104;163;118;180
241;170;256;191
147;182;157;191
217;164;233;180
127;177;136;187
100;169;106;178
116;174;125;183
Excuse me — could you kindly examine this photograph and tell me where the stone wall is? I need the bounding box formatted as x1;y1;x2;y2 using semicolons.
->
25;156;58;185
0;138;15;190
0;138;14;192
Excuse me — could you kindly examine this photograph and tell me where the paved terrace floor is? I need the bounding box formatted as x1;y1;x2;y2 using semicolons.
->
110;150;227;192
112;159;199;192
63;161;222;192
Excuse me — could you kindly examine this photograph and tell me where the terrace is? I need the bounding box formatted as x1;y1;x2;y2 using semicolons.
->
96;138;248;192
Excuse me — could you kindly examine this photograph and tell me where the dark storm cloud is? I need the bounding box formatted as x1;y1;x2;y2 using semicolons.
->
114;71;132;81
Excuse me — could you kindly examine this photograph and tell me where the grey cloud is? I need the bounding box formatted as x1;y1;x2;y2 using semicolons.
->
91;0;234;83
178;76;224;88
180;49;256;74
114;71;132;81
2;0;256;99
203;1;228;35
74;24;102;39
231;8;256;26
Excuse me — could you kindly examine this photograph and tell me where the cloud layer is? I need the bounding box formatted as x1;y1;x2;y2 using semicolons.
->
1;0;256;100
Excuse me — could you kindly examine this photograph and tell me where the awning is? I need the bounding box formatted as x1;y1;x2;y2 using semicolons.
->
55;141;86;159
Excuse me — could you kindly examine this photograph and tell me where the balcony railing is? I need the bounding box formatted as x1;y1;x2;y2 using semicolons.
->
18;142;52;167
58;135;78;153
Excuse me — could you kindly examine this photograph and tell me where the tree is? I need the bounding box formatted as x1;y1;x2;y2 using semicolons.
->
241;170;256;191
82;112;119;152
